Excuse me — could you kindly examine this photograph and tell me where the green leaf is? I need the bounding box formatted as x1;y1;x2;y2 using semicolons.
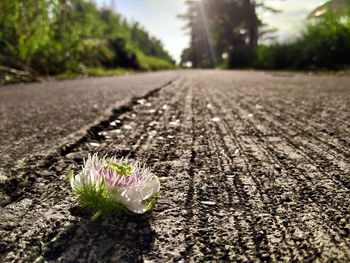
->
68;164;73;181
91;209;102;221
144;191;161;212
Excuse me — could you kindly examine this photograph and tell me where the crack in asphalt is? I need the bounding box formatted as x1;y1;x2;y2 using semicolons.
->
0;78;178;207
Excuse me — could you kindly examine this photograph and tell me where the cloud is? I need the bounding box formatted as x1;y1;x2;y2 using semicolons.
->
261;0;325;40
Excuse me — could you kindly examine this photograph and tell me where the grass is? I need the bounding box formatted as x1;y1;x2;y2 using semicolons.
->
86;67;133;76
51;51;176;81
1;62;175;84
136;51;175;71
54;67;134;80
0;73;33;84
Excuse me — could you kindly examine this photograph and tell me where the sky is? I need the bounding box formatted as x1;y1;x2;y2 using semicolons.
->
95;0;327;63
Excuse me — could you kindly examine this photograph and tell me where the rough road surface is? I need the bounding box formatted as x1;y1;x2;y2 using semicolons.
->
0;71;179;205
0;70;349;262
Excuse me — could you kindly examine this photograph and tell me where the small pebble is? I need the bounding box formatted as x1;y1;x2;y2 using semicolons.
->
89;142;100;147
201;201;216;206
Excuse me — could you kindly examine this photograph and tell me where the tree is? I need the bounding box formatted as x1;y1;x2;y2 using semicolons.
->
179;0;279;67
179;0;217;68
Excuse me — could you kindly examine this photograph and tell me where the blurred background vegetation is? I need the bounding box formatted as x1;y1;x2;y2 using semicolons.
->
180;0;350;71
0;0;175;83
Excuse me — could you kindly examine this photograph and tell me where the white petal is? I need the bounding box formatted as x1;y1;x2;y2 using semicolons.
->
70;172;83;190
120;189;148;214
109;176;160;214
140;176;160;200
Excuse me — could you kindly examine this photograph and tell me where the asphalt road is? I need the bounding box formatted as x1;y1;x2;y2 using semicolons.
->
0;71;179;178
0;70;349;262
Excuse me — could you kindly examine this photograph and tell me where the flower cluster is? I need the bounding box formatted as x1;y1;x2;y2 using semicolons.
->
68;153;160;220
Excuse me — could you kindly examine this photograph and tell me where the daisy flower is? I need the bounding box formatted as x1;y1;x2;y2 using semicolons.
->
68;153;160;220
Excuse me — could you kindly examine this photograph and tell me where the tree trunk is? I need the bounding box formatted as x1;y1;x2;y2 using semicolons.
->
246;0;259;47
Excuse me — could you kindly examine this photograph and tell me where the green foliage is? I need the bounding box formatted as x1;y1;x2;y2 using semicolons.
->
299;7;350;69
0;0;174;79
225;1;350;70
136;51;175;71
0;0;50;69
131;22;174;63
